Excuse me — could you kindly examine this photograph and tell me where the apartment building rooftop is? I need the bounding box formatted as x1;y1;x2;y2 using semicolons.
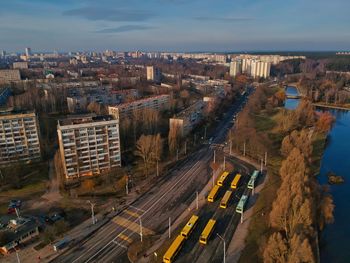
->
0;109;36;117
58;114;116;127
109;94;170;108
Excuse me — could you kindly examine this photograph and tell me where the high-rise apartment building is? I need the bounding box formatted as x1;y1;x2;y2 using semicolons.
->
250;60;271;78
229;60;242;77
146;66;161;82
0;111;41;165
108;94;170;119
25;47;31;57
57;115;121;179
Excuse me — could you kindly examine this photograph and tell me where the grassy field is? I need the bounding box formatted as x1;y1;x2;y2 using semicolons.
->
0;161;49;213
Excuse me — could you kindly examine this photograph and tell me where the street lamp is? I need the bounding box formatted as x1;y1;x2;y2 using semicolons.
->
87;200;95;225
216;233;226;263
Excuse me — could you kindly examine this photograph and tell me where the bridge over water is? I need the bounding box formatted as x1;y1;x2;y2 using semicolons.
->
284;85;302;99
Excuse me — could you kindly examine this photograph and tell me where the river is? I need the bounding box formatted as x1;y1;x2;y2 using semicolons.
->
285;86;350;263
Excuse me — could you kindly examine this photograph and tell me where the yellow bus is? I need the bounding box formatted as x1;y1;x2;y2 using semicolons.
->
163;235;185;263
231;173;242;189
199;219;216;245
207;185;220;202
217;171;229;186
220;190;232;209
181;215;199;239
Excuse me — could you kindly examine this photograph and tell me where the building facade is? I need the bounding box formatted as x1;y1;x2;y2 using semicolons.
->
57;115;121;179
0;111;41;165
169;101;205;136
146;66;161;82
108;94;170;119
0;70;21;84
13;62;28;69
250;60;271;78
230;60;242;77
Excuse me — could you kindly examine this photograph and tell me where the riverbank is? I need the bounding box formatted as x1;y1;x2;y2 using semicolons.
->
313;103;350;111
238;106;329;262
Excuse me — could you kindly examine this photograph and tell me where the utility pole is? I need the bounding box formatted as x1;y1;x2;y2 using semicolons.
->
139;217;143;242
196;191;199;210
125;176;129;195
15;249;21;263
212;172;215;187
217;233;226;263
260;158;263;173
264;151;267;166
87;201;95;225
168;217;171;238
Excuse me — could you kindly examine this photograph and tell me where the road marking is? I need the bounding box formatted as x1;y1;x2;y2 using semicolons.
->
129;205;145;212
123;209;140;218
112;240;127;249
117;233;133;243
83;157;206;263
113;216;155;235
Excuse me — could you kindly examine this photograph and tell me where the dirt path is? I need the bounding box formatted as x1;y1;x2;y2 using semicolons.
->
28;160;63;210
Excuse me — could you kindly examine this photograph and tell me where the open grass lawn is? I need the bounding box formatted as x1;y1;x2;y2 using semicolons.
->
0;161;49;211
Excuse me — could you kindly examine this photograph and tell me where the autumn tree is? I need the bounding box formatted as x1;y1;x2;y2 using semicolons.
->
87;101;102;114
317;186;335;230
134;134;163;177
316;112;334;132
288;234;315;263
281;129;313;160
134;135;154;176
168;121;182;155
274;90;286;106
263;232;288;263
295;99;315;127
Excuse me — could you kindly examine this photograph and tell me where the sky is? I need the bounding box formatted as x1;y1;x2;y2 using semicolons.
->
0;0;349;52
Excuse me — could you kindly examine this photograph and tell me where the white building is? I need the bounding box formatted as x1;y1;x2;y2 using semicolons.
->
108;94;170;119
0;111;41;165
230;60;242;77
57;115;121;179
146;66;162;82
250;60;271;78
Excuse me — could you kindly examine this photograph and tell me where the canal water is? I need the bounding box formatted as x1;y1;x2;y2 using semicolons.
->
285;86;350;263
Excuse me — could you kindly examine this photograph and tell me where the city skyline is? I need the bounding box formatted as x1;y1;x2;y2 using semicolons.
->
1;0;350;52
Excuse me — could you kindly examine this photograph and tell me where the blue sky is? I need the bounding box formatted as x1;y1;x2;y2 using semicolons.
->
0;0;349;52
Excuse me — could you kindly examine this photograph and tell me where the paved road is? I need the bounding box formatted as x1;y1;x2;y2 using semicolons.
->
51;88;254;263
176;155;255;263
